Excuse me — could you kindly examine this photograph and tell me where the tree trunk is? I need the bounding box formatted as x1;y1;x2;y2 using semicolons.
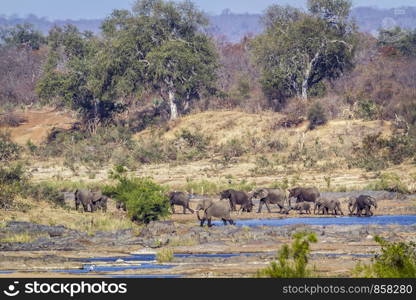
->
301;79;308;102
168;89;178;120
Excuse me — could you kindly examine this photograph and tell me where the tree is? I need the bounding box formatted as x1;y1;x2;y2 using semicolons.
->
251;0;357;104
0;23;46;50
101;0;219;120
378;27;416;57
37;25;126;131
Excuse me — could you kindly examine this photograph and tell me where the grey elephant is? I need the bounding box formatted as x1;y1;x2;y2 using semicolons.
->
347;197;357;215
169;191;194;214
91;193;108;212
116;200;127;212
196;199;234;227
292;202;311;214
318;199;343;215
74;189;99;212
220;189;253;212
288;187;320;205
252;188;287;213
350;195;377;217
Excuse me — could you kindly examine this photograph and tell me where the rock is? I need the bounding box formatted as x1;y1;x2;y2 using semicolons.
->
366;235;373;240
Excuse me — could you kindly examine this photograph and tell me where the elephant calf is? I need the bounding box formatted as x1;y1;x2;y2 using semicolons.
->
196;199;234;227
292;202;311;215
169;191;194;214
116;200;127;212
316;199;343;216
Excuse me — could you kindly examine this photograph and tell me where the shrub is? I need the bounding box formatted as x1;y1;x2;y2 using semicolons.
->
0;132;21;162
307;102;327;130
257;232;317;278
367;173;410;194
156;248;174;263
355;99;379;120
350;133;415;171
106;172;170;224
218;138;247;163
0;163;29;209
354;236;416;278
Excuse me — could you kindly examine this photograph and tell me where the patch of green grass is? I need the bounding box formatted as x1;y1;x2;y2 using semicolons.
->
156;248;174;263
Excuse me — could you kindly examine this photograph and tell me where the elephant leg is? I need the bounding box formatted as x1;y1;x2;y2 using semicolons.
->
75;201;79;211
208;218;213;228
183;205;186;214
171;204;176;214
257;201;263;213
222;218;227;225
200;218;205;227
187;205;194;214
265;202;272;213
228;219;234;225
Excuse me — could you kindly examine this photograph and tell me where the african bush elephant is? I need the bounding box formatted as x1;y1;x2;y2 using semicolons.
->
288;187;320;205
252;188;287;213
220;189;253;212
74;189;98;212
196;199;234;227
350;195;377;217
116;200;127;212
317;199;343;215
169;191;194;214
292;202;311;214
91;193;108;212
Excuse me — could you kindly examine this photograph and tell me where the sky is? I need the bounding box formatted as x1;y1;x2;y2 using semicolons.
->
1;0;415;20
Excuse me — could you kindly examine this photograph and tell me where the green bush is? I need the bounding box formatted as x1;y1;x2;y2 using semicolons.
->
0;132;21;162
350;133;415;171
367;173;410;194
307;102;327;130
105;171;170;224
354;236;416;278
355;99;379;120
257;232;318;278
0;163;29;209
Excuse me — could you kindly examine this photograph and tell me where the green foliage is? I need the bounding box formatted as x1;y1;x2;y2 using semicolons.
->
354;237;416;278
0;163;29;209
0;132;22;162
355;99;379;120
257;232;318;278
307;102;327;130
105;171;170;224
251;0;356;103
0;23;46;50
367;173;410;194
378;27;416;57
350;133;415;171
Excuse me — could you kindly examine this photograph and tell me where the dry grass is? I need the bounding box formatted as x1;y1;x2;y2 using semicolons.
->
0;232;49;243
0;197;137;234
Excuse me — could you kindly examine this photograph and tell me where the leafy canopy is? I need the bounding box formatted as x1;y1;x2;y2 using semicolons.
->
251;0;357;106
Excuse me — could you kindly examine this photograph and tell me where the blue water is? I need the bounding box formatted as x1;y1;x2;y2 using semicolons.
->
50;263;174;274
79;253;258;263
211;215;416;227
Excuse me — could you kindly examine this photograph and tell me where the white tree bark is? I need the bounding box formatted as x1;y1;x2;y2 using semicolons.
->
168;89;179;120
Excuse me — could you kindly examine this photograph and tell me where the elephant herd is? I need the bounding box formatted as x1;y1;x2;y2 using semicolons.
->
169;187;379;227
69;187;378;228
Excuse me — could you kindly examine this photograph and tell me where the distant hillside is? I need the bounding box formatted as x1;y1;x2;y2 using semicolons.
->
1;6;416;43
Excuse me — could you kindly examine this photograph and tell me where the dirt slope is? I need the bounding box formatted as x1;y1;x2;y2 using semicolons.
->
0;109;75;145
